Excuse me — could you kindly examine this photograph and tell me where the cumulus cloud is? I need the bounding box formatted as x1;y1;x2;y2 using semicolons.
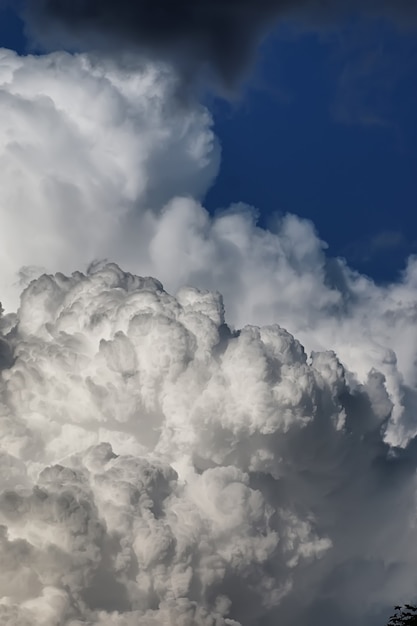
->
22;0;417;88
0;262;415;625
0;48;219;309
1;49;417;625
0;49;417;453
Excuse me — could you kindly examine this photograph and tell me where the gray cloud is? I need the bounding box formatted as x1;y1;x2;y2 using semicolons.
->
22;0;417;87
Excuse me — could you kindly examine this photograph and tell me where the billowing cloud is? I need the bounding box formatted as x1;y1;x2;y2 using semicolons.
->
0;49;417;453
22;0;417;88
0;262;417;625
1;49;417;625
0;49;219;309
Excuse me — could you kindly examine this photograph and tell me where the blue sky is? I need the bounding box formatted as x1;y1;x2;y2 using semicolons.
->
205;19;417;283
1;5;416;283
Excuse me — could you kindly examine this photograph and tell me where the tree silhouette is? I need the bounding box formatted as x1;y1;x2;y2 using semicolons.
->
388;605;417;625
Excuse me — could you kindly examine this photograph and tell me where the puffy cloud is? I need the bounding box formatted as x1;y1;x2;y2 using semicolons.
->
1;49;417;625
0;263;416;625
0;49;417;452
0;48;219;310
21;0;417;89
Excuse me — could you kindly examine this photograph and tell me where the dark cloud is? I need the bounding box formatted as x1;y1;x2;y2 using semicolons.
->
22;0;417;87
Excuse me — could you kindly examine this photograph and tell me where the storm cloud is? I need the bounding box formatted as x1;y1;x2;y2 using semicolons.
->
23;0;417;87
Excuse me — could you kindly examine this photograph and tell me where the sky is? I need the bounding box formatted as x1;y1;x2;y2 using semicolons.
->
1;3;417;282
205;19;417;282
0;2;417;626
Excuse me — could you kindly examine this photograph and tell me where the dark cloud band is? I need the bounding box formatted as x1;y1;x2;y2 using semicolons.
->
23;0;417;86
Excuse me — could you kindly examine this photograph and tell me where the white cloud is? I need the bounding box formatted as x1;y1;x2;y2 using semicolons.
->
1;49;417;625
0;263;416;625
0;49;219;310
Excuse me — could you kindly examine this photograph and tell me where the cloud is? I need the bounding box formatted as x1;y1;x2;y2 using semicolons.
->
343;230;408;268
0;50;417;453
21;0;417;89
0;262;417;625
328;17;417;130
1;50;417;625
0;49;219;309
